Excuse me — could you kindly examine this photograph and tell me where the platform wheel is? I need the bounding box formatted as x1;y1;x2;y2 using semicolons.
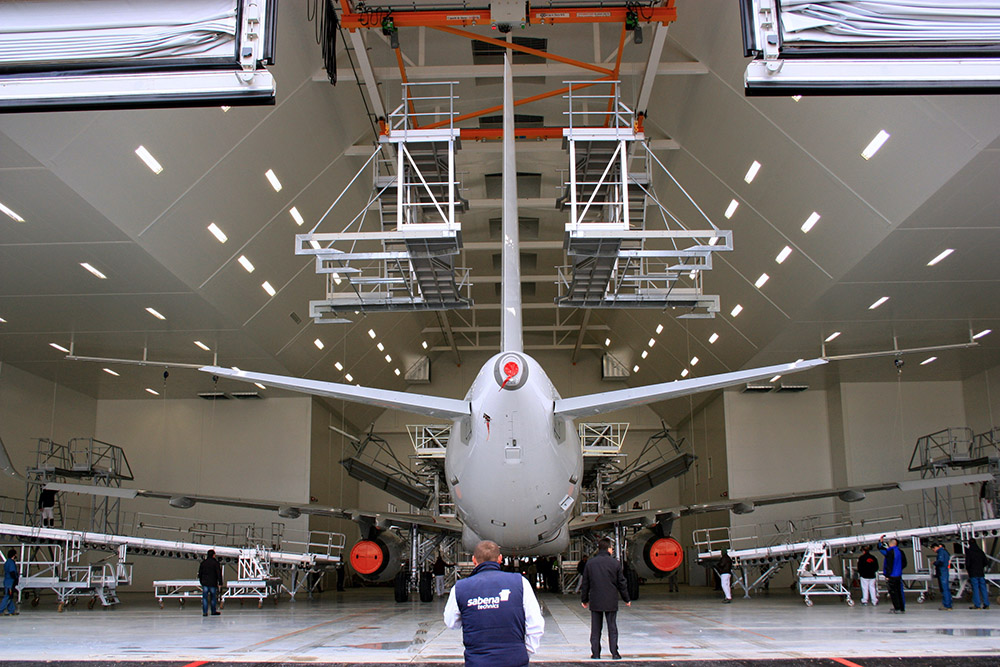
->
258;600;263;609
57;602;65;613
159;601;164;609
70;597;77;607
917;594;925;603
87;597;96;610
30;596;39;608
804;598;813;607
179;599;185;607
846;597;855;607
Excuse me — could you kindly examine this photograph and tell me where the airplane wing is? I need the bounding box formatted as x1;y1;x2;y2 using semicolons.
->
44;482;463;534
554;359;827;419
201;366;470;420
568;471;993;534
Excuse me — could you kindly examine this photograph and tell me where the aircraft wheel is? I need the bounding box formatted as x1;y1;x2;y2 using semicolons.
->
419;572;434;602
394;571;409;603
625;567;640;601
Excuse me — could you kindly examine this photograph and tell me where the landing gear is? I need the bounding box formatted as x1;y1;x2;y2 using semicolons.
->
394;571;409;603
626;567;640;601
419;572;434;603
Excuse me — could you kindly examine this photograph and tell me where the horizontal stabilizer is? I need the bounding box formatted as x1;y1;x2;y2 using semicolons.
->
201;366;470;420
554;359;827;418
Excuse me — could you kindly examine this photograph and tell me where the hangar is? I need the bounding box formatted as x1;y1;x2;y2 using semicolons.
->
0;0;999;663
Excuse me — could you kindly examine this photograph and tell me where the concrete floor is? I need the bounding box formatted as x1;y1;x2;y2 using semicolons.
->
2;584;999;664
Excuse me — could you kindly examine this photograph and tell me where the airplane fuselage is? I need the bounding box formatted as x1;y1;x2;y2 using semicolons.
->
445;351;582;555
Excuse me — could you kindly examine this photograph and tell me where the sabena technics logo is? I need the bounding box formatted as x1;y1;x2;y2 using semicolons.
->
468;589;511;610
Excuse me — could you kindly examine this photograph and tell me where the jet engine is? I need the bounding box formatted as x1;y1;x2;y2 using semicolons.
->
347;529;407;583
626;528;684;580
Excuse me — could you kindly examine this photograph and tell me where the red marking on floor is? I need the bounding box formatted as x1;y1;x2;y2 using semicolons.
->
831;658;865;667
182;662;209;667
247;611;367;648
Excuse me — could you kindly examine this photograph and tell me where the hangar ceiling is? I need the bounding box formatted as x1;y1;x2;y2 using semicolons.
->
0;0;998;431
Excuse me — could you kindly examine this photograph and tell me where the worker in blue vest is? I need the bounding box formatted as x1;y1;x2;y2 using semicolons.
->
444;540;545;666
2;548;19;616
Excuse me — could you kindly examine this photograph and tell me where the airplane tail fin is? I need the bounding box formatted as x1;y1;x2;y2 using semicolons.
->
500;54;523;353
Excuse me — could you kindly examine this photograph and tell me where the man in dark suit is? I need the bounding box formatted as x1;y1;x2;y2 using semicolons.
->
581;537;630;660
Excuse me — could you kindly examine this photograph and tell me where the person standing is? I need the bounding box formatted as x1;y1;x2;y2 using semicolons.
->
198;549;224;617
857;546;879;607
717;548;734;603
2;548;19;616
433;552;455;597
574;555;588;593
965;539;990;610
444;540;544;667
581;537;630;660
38;488;57;528
878;536;906;613
931;543;953;610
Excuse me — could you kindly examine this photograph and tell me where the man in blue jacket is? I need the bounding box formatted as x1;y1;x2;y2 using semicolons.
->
2;548;19;616
878;536;906;613
445;540;544;666
931;543;953;610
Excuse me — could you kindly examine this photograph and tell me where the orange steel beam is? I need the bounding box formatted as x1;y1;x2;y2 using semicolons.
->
341;5;676;30
461;127;575;140
434;26;614;76
395;48;420;128
422;78;611;130
605;23;628;127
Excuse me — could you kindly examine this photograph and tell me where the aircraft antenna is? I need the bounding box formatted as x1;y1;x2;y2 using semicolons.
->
500;54;523;353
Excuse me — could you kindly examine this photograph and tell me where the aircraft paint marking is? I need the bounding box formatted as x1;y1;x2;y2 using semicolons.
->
500;361;519;389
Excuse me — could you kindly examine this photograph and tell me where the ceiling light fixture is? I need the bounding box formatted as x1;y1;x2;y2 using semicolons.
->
194;340;210;351
792;95;802;102
825;331;841;342
80;262;107;279
730;304;743;317
289;207;304;226
49;342;69;353
690;356;699;366
973;329;992;340
385;354;392;363
394;368;401;376
103;368;120;376
754;273;769;289
145;387;159;395
708;236;719;246
770;375;781;383
641;350;648;359
605;338;611;346
709;332;719;344
632;365;640;373
775;246;792;264
145;307;166;320
920;356;937;365
861;130;891;160
221;106;231;112
314;338;324;350
655;324;664;334
254;382;266;390
647;338;655;348
265;168;282;192
422;341;428;349
0;201;25;222
368;329;377;339
681;369;689;378
207;222;227;243
744;160;762;183
377;342;385;351
237;255;255;273
927;248;954;266
801;212;821;233
261;281;276;296
309;239;321;250
0;316;6;323
345;373;353;382
724;200;739;219
334;361;343;371
135;146;163;174
869;296;890;310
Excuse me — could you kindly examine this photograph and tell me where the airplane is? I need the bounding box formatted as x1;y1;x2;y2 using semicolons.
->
40;57;988;597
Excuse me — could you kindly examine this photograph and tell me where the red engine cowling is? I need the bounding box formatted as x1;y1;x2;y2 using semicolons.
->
626;528;684;580
348;529;407;583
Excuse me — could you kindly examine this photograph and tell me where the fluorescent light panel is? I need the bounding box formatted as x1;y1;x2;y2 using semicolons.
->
690;356;699;366
869;296;889;310
345;373;353;382
207;222;227;243
145;387;159;395
647;338;656;348
334;362;343;371
237;255;255;273
377;342;384;351
0;201;25;222
770;375;781;382
709;333;719;344
261;281;276;296
730;304;743;317
394;368;401;376
368;329;377;339
605;338;611;346
265;169;282;192
49;342;69;353
80;262;107;279
385;354;392;363
973;329;991;340
825;331;841;342
103;368;119;376
194;340;210;351
801;212;821;233
309;239;321;250
135;145;163;174
145;307;166;320
744;160;762;184
681;369;689;378
641;350;648;359
289;207;304;226
927;248;954;266
422;341;428;349
920;356;937;365
724;200;739;219
632;365;639;372
0;316;6;323
861;130;891;160
254;382;266;390
655;324;663;334
754;273;769;289
314;338;324;350
708;236;719;246
775;246;792;264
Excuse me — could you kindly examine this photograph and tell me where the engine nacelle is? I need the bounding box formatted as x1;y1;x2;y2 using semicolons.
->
348;530;407;583
626;528;684;580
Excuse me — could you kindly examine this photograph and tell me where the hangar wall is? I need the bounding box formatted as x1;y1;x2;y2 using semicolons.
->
962;362;1000;435
309;397;361;548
